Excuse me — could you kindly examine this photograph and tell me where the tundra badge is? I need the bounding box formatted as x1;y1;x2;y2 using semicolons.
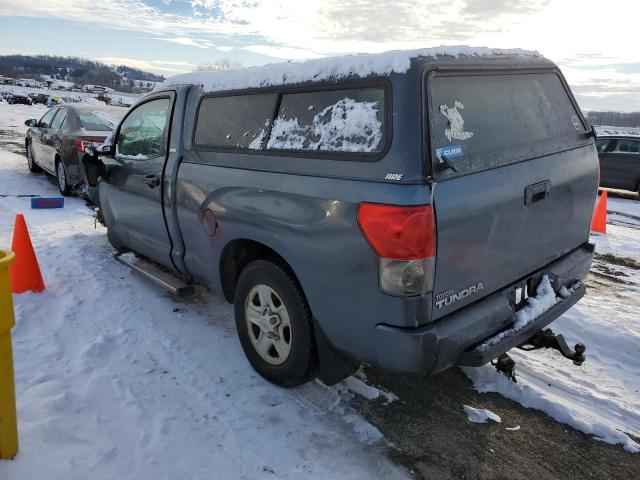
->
435;283;484;309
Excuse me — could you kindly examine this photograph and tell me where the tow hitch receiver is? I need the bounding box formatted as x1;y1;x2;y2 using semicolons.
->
492;329;586;382
518;328;586;366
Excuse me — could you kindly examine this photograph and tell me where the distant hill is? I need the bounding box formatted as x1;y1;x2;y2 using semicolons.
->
585;111;640;128
0;55;164;93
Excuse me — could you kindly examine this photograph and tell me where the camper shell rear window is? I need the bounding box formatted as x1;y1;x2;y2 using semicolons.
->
427;71;588;178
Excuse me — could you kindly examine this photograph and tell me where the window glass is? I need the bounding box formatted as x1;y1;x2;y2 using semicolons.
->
39;109;57;128
194;93;278;149
611;139;640;153
50;109;67;130
267;88;385;153
429;73;586;176
596;139;611;153
116;98;171;159
78;111;119;131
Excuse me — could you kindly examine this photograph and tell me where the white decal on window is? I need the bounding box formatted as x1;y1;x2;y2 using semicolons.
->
440;101;474;142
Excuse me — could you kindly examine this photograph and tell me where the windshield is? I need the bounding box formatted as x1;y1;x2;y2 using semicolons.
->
429;72;587;178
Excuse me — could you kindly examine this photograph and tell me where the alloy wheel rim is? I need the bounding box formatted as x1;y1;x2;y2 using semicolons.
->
245;284;292;365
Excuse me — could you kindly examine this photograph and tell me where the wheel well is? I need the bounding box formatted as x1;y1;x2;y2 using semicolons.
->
219;239;301;303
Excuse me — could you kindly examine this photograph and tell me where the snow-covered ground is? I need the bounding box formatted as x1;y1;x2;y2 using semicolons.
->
0;102;639;479
0;104;405;479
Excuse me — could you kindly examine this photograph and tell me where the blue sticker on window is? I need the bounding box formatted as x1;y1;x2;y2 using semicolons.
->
436;145;464;158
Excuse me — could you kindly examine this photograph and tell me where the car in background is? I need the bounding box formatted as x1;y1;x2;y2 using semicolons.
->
31;93;49;105
596;135;640;196
7;91;32;105
24;104;127;196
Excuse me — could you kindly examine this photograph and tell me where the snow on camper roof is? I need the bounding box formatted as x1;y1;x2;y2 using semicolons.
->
159;46;540;93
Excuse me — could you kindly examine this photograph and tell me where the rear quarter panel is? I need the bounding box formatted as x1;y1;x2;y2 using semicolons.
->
175;164;432;362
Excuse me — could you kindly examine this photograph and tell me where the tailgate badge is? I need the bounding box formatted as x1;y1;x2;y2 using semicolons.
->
435;282;484;309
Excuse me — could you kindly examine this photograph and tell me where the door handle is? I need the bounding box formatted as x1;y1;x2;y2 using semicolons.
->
144;175;161;188
524;180;551;206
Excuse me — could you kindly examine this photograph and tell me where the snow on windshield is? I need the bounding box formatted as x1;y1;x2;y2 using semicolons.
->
90;111;119;129
265;97;383;153
78;111;120;131
160;46;539;93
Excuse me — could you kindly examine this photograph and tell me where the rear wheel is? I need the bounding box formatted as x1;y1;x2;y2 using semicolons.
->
234;260;316;387
56;160;72;196
26;143;41;173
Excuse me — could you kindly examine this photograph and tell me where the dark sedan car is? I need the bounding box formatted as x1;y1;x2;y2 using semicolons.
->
8;91;32;105
596;135;640;196
24;105;127;195
31;93;49;105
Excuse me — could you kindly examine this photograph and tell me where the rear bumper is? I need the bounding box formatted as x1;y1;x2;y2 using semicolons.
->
373;242;594;375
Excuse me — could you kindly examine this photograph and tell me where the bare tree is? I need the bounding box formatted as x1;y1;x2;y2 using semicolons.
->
195;59;242;72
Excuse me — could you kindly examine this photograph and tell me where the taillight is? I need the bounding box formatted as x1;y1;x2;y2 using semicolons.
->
75;139;102;152
357;204;435;260
358;203;436;296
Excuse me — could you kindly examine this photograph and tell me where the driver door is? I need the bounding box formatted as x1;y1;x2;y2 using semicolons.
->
99;94;175;267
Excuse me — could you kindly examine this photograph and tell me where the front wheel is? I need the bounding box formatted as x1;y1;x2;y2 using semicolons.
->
234;260;316;387
56;160;72;196
26;143;41;173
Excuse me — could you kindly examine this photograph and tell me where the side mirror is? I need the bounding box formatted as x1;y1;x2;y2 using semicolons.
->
96;143;114;156
98;131;116;157
24;119;37;127
81;149;105;187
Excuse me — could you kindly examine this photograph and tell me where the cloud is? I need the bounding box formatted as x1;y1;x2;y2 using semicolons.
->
2;0;639;110
461;0;551;20
152;36;216;49
97;56;192;74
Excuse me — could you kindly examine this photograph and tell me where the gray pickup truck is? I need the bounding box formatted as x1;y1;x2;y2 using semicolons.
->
82;48;598;387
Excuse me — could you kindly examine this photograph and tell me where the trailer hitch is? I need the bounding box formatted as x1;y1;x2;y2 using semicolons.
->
517;328;586;366
492;329;586;383
492;354;517;382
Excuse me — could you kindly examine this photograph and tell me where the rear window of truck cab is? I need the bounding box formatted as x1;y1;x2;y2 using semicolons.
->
427;72;588;177
193;86;386;157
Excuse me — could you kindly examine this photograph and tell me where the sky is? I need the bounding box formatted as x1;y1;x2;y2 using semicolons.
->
0;0;638;112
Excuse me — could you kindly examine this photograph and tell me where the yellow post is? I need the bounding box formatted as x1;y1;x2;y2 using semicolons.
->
0;249;18;460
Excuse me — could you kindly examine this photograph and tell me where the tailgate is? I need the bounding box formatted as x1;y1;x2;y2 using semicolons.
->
426;70;598;320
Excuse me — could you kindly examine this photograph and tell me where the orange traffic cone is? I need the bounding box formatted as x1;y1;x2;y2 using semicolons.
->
9;214;45;294
591;191;608;234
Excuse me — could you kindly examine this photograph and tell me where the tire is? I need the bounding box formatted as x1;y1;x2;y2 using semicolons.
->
56;159;72;196
234;260;316;387
26;142;42;173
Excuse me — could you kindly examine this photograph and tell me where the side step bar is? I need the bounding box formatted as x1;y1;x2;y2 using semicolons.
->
115;252;194;297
